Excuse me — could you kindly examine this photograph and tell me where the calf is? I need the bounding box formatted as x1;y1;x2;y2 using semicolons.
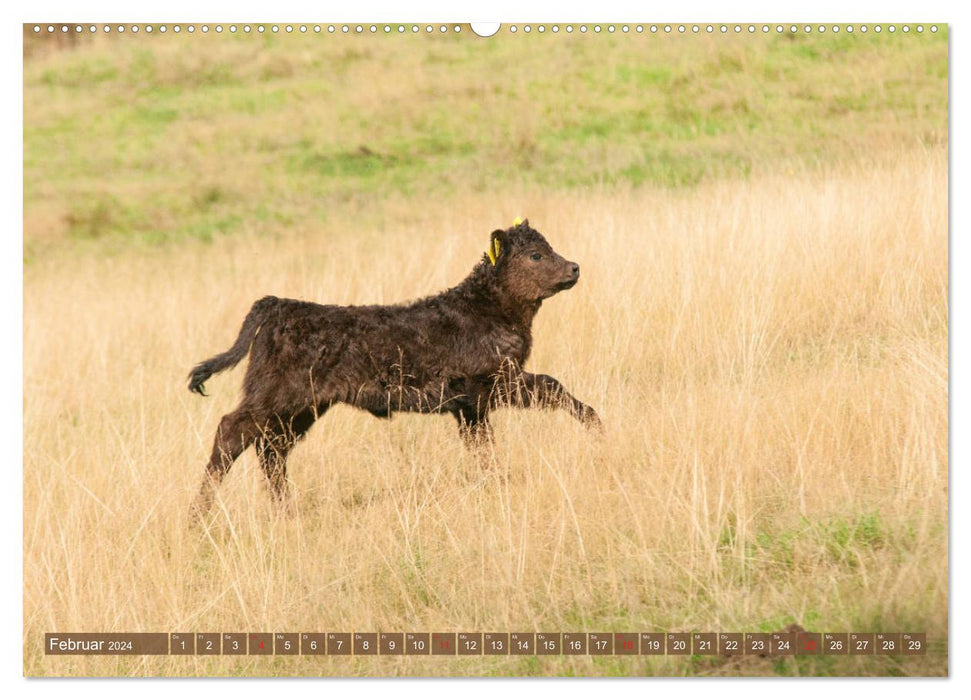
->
188;219;600;515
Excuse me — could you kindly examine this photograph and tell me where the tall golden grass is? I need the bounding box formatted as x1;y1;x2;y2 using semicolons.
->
23;145;947;676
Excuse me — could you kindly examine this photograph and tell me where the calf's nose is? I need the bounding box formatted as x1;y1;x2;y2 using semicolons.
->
571;263;580;278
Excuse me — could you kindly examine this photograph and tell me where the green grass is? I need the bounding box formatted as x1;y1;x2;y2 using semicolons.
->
714;511;929;579
23;28;947;259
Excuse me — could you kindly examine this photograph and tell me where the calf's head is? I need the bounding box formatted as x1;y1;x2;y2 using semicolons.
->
488;219;580;303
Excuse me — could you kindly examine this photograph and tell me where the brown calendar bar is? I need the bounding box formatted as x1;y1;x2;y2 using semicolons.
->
42;631;930;655
589;633;612;655
536;632;560;655
458;632;481;655
510;632;534;655
667;632;691;655
850;633;875;655
771;631;796;656
824;633;848;655
380;632;404;655
615;633;638;655
876;633;901;655
406;632;430;655
902;633;926;656
746;633;771;656
693;633;717;655
796;632;821;655
484;633;509;655
354;633;378;656
223;633;246;655
432;633;456;655
170;633;194;655
197;633;220;655
301;633;326;655
45;633;168;655
719;633;743;656
275;633;299;655
249;633;272;655
640;633;664;655
563;633;587;655
328;632;352;655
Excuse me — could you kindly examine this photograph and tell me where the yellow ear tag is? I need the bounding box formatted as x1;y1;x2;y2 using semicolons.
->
512;216;523;226
488;237;502;265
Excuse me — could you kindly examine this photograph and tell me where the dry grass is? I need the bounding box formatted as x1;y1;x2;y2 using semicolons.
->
23;144;947;676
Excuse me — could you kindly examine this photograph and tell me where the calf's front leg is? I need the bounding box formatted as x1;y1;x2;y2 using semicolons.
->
496;372;602;429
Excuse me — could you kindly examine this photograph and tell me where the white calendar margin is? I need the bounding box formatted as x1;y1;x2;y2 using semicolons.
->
2;1;962;698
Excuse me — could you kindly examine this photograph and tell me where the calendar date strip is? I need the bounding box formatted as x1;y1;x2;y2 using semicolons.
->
45;632;928;656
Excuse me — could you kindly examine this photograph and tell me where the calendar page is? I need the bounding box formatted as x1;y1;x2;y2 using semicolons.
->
22;19;948;678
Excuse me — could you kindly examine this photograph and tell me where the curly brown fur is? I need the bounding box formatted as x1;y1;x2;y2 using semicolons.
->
188;220;601;516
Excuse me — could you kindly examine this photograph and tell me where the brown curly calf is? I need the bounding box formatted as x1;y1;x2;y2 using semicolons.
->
188;219;600;515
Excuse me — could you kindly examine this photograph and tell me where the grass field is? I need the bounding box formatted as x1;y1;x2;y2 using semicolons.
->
23;27;948;676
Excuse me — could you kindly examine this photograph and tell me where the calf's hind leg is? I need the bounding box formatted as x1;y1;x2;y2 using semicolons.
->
451;399;494;449
455;414;493;448
255;409;319;510
192;408;263;518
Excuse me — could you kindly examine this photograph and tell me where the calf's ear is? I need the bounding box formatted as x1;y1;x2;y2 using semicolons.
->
488;229;506;265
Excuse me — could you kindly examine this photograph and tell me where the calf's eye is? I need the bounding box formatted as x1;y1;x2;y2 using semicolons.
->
531;253;543;261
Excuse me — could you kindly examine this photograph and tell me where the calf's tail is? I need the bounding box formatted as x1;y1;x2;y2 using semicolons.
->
187;295;278;396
